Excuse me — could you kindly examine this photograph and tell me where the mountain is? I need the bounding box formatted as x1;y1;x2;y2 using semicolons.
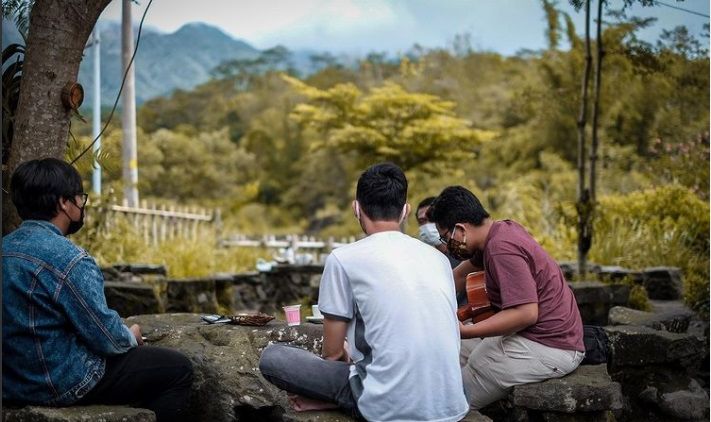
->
76;22;259;107
3;20;352;108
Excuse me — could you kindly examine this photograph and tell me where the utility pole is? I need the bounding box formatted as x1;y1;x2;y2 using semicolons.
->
121;0;139;207
91;27;102;195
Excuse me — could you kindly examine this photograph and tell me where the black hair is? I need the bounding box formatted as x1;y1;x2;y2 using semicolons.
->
356;162;407;221
416;196;436;214
428;186;490;229
10;158;84;221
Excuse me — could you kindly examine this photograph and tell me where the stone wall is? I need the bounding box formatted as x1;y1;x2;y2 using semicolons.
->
103;264;325;319
104;263;636;325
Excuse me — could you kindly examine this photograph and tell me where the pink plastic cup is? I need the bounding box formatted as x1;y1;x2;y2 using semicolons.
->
283;305;302;326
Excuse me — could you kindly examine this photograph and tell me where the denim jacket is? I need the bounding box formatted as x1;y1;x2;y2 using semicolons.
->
3;220;137;406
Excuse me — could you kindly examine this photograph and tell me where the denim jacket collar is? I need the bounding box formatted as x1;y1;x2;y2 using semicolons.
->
22;220;64;236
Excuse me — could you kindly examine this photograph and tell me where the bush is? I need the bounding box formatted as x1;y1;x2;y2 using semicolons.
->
73;200;269;278
592;185;709;316
489;181;708;316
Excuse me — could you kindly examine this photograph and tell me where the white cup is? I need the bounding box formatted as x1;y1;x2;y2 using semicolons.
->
312;305;323;318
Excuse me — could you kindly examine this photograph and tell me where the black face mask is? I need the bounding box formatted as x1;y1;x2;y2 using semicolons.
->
66;206;85;235
62;198;86;236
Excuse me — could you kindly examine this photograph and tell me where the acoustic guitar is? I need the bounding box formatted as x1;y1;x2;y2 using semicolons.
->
456;271;495;323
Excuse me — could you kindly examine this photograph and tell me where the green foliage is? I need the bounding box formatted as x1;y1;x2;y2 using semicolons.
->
628;284;652;312
285;75;480;171
591;186;709;314
75;4;708;320
2;43;24;165
2;0;32;41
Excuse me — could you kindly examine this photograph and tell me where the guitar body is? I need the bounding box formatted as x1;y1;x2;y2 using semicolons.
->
456;271;495;323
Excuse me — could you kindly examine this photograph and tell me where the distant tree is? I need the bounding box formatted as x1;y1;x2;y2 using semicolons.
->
284;75;480;171
213;45;297;90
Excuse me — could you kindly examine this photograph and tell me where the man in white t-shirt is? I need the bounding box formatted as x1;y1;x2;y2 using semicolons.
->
259;163;469;421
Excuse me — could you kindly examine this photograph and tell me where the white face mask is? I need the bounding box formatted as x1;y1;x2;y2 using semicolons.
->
419;222;441;246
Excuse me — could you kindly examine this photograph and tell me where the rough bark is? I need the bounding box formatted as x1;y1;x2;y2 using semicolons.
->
2;0;112;234
576;0;593;277
589;0;604;202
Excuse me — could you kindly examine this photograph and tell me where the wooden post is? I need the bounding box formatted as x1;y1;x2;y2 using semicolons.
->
576;0;592;278
159;204;167;243
151;202;158;246
141;199;148;244
191;207;199;240
214;208;223;244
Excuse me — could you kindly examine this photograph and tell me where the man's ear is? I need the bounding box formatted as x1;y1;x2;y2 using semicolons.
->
57;196;70;212
399;203;411;223
352;200;360;220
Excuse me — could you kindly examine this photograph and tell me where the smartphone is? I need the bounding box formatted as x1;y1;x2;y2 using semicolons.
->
201;315;231;324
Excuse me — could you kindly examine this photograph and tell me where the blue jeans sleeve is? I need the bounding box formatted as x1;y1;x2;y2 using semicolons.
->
58;255;137;355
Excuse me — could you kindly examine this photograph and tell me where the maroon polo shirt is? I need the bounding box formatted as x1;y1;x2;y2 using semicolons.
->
482;220;584;352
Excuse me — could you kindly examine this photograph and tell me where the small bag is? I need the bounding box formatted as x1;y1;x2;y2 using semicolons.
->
581;325;609;365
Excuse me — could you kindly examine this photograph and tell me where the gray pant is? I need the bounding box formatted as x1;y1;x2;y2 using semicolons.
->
259;344;361;418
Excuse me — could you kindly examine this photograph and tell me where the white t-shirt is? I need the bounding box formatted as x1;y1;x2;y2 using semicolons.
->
318;231;469;422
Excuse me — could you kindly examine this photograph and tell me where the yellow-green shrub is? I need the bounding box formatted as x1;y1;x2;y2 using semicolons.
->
74;203;269;278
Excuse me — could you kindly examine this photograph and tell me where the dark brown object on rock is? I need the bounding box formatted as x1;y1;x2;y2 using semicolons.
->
229;313;274;326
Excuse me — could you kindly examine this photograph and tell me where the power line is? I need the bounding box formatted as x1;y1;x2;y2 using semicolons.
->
70;0;154;165
654;0;710;18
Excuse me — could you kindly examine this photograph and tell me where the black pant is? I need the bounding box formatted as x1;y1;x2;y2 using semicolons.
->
79;346;193;421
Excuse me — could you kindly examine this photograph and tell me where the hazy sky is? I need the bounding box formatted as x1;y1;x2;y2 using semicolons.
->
100;0;710;55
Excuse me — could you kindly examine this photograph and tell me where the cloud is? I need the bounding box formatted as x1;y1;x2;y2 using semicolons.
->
99;0;710;55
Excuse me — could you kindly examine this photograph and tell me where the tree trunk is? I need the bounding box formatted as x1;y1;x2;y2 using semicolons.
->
2;0;112;234
590;0;604;203
576;0;593;278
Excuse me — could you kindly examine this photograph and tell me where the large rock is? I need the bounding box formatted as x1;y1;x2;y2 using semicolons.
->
608;302;695;333
642;267;683;300
104;281;162;317
569;281;629;325
637;377;710;420
511;365;623;413
617;367;709;421
2;405;155;422
606;325;705;367
658;379;710;420
125;313;353;422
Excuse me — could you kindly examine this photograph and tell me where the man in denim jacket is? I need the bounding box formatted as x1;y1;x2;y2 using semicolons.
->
3;158;193;421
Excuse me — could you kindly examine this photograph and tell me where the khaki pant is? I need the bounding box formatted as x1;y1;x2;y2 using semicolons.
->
460;335;584;409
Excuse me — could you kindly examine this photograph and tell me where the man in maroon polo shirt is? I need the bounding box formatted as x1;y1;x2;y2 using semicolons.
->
428;186;585;410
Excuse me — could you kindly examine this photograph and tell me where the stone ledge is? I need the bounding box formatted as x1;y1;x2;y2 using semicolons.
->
512;364;623;413
2;405;155;422
641;267;682;300
104;281;162;317
569;281;629;325
606;325;705;367
609;302;695;333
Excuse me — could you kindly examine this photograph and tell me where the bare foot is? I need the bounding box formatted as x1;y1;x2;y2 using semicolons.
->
288;394;339;412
